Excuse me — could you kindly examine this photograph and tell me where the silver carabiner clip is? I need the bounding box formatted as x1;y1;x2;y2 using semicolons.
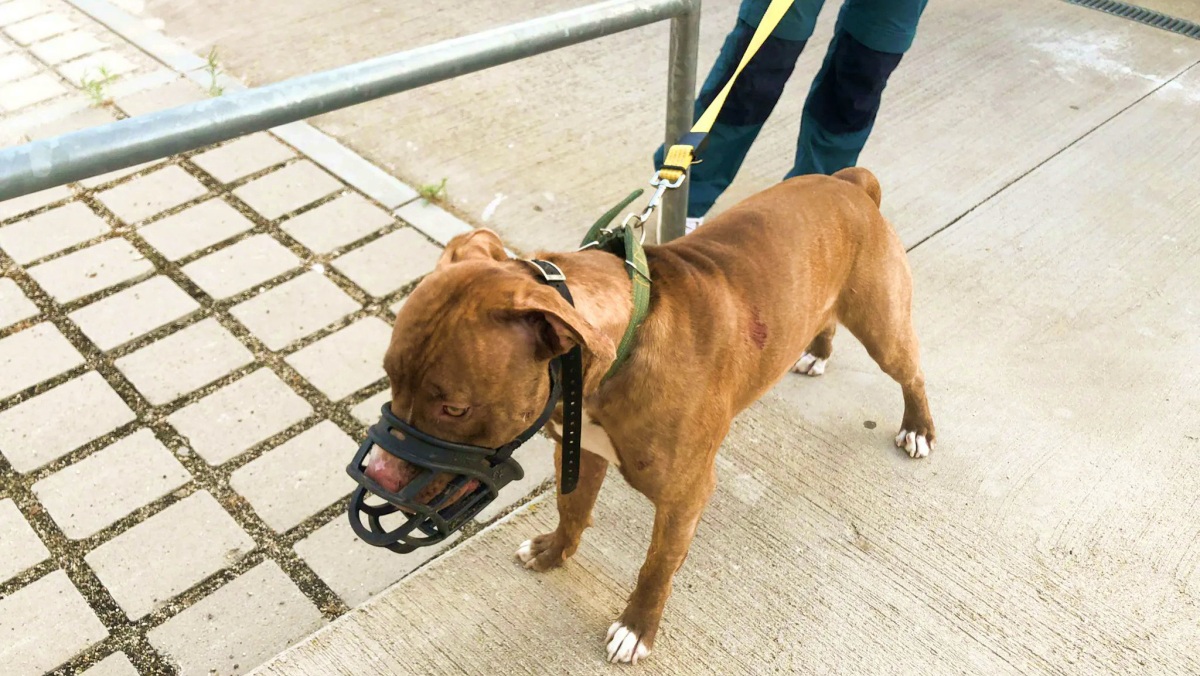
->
620;171;687;241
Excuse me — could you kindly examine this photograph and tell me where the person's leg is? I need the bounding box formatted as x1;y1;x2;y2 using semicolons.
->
787;0;928;178
655;0;825;219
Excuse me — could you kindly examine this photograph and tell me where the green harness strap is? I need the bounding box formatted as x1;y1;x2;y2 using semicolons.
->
579;190;652;382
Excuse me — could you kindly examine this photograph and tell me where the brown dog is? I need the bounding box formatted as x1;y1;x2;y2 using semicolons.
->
366;167;935;664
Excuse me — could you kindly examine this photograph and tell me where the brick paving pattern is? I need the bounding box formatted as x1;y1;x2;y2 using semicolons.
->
0;0;555;672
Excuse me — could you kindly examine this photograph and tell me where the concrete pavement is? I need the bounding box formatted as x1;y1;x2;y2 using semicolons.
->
142;0;1198;253
240;2;1200;675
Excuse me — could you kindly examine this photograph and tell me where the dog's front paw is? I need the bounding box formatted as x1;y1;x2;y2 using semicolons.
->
894;429;933;458
515;533;568;572
792;352;827;377
606;622;651;664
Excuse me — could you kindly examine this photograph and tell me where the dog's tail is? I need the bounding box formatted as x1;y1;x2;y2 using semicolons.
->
833;167;881;207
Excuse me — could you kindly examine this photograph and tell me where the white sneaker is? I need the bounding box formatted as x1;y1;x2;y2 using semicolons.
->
684;217;704;235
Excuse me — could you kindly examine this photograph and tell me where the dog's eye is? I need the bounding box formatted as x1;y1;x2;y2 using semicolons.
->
442;404;469;417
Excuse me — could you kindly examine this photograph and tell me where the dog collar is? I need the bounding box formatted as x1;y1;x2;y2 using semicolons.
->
345;259;585;553
579;190;652;381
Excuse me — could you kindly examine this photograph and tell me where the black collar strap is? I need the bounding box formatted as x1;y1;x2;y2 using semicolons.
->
524;259;584;494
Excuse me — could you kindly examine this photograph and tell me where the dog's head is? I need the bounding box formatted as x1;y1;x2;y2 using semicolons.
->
362;229;615;506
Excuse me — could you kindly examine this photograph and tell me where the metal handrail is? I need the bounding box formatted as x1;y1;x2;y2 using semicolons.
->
0;0;700;241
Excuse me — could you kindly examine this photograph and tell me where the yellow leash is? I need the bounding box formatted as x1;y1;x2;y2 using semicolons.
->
579;0;794;371
657;0;796;183
614;0;795;239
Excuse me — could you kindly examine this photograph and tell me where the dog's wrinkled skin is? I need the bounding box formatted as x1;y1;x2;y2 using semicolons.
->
366;168;935;664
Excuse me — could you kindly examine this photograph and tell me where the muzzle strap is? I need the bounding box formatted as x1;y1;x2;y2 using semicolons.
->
525;259;584;494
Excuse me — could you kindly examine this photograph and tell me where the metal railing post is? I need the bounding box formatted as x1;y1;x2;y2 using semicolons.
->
657;0;700;243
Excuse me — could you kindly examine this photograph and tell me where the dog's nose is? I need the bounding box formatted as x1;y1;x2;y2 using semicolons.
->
364;448;405;493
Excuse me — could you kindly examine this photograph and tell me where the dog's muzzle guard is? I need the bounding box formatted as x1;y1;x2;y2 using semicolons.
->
347;259;584;554
346;363;561;553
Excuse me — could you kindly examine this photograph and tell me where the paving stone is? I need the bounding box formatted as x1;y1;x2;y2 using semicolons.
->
284;317;391;400
115;318;254;406
3;11;74;44
34;429;191;539
0;371;134;473
0;185;70;220
81;653;138;676
296;516;458;606
79;160;160;189
0;570;108;676
181;234;299;299
395;199;474;246
473;434;555;523
0;498;48;584
0;277;37;329
0;202;109;264
69;276;199;351
147;561;323;676
233;160;340;220
280;193;393;253
137;197;253;261
332;227;441;297
390;295;406;316
0;72;66;111
58;50;136;87
231;271;359;350
0;0;48;27
114;77;204;117
29;29;105;64
26;238;153;303
192;133;295;184
96;165;206;223
271;121;417;208
25;104;116;140
349;388;390;427
0;322;82;400
105;67;177;99
230;420;356;532
0;34;10;53
86;490;255;620
168;368;312;466
0;51;36;83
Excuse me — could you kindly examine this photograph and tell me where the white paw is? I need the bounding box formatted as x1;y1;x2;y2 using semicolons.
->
793;352;827;377
894;430;932;458
606;622;651;664
515;539;535;566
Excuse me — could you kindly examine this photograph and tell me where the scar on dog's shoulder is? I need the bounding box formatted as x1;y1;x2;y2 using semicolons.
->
749;308;768;350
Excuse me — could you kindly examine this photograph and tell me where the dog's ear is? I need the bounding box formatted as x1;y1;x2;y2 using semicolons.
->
437;229;507;268
509;285;616;369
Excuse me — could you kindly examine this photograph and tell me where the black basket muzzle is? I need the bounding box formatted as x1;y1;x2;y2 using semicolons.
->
346;363;561;553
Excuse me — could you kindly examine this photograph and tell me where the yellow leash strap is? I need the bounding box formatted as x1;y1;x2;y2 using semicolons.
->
658;0;796;183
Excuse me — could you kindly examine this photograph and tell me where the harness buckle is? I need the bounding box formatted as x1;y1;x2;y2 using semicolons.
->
523;259;566;283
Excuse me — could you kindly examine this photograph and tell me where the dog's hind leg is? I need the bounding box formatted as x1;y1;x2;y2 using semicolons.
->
837;243;935;458
793;321;836;376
